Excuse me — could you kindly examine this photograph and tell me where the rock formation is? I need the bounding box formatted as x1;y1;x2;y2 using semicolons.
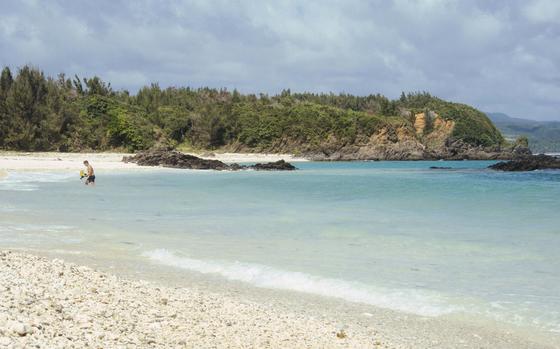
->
123;151;231;170
251;160;296;171
303;113;531;161
123;151;297;171
489;154;560;171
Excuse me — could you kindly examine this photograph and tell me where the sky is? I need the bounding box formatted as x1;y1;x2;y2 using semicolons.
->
0;0;559;121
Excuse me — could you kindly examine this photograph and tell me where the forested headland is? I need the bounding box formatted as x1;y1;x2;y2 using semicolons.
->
0;65;522;160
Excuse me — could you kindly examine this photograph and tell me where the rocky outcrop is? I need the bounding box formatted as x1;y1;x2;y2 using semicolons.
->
304;132;531;161
427;139;531;160
221;110;529;161
251;160;296;171
123;151;231;170
123;151;297;171
489;154;560;171
423;115;455;149
300;110;532;161
414;112;427;135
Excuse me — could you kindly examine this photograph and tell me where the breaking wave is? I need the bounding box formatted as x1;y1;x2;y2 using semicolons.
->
143;248;458;317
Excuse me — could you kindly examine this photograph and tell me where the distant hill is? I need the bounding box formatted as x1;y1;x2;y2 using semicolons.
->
486;113;560;153
1;65;524;160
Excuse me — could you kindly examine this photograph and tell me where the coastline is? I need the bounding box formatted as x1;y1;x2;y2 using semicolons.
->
2;154;559;348
0;151;308;172
1;249;557;349
0;250;384;348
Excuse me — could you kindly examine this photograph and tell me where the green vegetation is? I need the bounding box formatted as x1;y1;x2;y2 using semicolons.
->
0;65;505;153
398;93;504;147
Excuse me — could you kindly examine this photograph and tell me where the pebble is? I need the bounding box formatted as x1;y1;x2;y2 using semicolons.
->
0;250;548;349
0;251;388;349
10;322;31;336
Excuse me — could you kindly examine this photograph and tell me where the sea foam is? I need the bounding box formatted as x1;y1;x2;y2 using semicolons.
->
144;248;457;317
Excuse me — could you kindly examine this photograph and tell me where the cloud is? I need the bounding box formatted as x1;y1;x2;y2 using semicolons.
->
524;0;560;23
0;0;558;120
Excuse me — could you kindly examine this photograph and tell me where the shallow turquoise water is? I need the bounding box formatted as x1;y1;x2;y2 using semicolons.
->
1;161;560;333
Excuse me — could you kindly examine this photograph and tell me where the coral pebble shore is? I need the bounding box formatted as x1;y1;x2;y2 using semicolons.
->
0;251;384;348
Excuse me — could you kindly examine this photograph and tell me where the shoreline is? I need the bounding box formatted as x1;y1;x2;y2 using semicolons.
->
1;249;558;349
2;154;559;348
0;150;533;173
0;151;308;172
0;250;386;348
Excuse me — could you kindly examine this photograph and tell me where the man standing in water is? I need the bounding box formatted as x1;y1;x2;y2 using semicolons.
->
83;160;95;186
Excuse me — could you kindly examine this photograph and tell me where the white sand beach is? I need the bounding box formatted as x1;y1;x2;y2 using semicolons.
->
0;151;307;172
193;152;309;163
0;250;557;349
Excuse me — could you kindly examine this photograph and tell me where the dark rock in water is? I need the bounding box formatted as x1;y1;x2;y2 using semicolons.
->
429;166;453;170
123;151;297;171
123;151;230;170
251;160;296;171
228;163;246;171
488;154;560;171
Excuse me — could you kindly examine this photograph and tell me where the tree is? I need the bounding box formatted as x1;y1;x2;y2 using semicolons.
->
73;75;84;95
232;89;241;103
0;67;14;146
0;65;507;153
0;67;13;95
136;83;161;113
83;76;112;96
4;66;49;149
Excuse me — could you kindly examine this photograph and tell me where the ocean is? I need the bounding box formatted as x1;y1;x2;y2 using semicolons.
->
1;161;559;334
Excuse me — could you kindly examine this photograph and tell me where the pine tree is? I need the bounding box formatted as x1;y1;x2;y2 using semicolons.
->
4;66;49;149
0;67;14;147
0;67;13;95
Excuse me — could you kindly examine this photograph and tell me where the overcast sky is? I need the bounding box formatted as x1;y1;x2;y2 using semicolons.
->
1;0;559;120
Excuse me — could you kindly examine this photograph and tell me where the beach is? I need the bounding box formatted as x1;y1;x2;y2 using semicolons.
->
0;251;380;348
1;250;557;349
0;151;307;171
1;153;560;348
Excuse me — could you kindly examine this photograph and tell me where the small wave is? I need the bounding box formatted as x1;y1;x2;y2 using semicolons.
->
0;171;75;191
143;249;457;317
0;224;81;245
0;224;74;232
0;204;27;213
144;249;560;332
12;247;84;256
